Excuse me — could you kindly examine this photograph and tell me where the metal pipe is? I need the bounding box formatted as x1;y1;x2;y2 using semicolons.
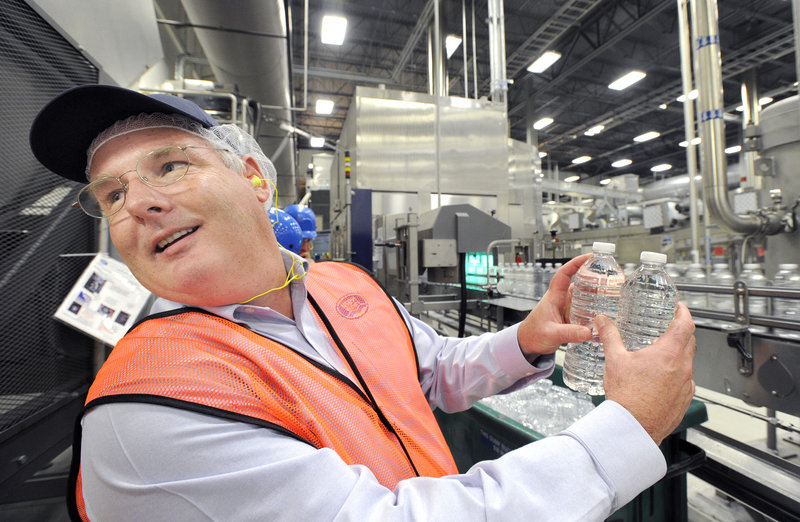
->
741;69;761;190
471;0;478;99
434;0;442;207
690;0;780;235
487;0;507;106
462;0;469;98
677;0;701;263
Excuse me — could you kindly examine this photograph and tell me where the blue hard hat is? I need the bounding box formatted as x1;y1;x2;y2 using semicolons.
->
267;207;303;254
285;205;317;239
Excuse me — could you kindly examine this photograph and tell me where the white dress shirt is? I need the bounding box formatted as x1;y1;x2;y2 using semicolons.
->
80;253;666;521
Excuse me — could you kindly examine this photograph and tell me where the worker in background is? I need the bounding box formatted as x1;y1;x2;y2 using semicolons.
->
267;206;303;255
30;84;696;521
285;203;317;261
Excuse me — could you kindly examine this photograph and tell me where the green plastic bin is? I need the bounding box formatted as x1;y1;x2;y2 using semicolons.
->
434;366;707;522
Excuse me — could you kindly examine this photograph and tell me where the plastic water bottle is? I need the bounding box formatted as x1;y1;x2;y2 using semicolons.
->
709;262;735;316
563;242;625;395
773;263;800;340
681;263;709;326
523;262;535;298
617;251;679;351
740;263;768;334
533;262;544;299
542;263;556;294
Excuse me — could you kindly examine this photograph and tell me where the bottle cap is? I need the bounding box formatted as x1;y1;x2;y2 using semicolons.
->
743;263;761;269
778;263;799;270
640;251;667;264
592;241;615;253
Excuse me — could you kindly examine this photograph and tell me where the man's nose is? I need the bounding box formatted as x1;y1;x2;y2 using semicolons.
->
121;174;173;218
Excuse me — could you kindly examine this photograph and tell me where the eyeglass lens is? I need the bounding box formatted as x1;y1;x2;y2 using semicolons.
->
78;146;191;217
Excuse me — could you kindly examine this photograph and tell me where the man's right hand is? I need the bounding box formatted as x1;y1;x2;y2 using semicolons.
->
597;303;697;446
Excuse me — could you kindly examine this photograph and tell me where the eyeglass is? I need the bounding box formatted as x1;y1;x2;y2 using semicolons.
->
75;145;228;219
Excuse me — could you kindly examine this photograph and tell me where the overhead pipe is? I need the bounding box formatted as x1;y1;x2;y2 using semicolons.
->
677;0;702;263
689;0;783;235
462;0;469;97
487;0;507;107
471;0;478;99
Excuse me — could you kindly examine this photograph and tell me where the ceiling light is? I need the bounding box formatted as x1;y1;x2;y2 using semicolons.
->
679;137;701;147
310;136;325;148
538;151;547;158
633;131;660;142
611;159;632;168
533;117;554;130
676;89;698;102
527;51;562;73
725;145;742;154
759;97;773;106
651;163;672;172
445;35;462;59
600;178;612;185
608;71;646;91
571;156;591;164
546;200;556;205
659;103;668;110
736;105;744;112
321;15;347;45
315;99;334;114
564;175;581;182
584;124;605;136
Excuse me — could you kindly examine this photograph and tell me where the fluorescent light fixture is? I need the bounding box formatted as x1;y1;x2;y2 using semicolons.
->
533;117;554;130
307;163;315;169
445;35;462;58
608;70;646;91
759;97;773;106
309;136;325;148
651;163;672;172
676;89;698;102
564;175;581;182
527;51;562;73
611;159;632;168
584;124;605;136
546;200;556;205
321;15;347;45
679;137;701;147
571;156;591;165
736;105;744;112
538;151;548;158
659;103;668;110
725;145;742;154
633;131;660;142
599;178;612;185
315;99;334;114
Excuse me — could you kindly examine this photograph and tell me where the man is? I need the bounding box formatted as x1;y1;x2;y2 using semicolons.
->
30;84;696;521
285;204;317;261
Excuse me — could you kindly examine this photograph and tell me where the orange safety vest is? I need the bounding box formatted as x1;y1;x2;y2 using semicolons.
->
68;261;457;521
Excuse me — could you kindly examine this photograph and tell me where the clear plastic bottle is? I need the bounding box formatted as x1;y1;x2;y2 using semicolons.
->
740;263;768;334
617;251;679;351
533;262;544;299
563;242;625;395
774;263;800;340
522;262;535;298
542;263;556;295
496;262;510;295
709;262;735;315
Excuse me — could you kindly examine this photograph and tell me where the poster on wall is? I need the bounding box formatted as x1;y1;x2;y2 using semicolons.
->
54;253;151;346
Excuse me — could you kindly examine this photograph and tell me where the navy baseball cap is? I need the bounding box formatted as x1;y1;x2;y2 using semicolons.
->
29;84;219;183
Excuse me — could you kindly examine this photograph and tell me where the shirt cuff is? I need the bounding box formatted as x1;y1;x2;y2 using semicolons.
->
561;400;667;509
492;323;555;382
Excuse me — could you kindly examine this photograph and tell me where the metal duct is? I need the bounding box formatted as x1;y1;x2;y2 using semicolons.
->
641;169;741;201
180;0;296;205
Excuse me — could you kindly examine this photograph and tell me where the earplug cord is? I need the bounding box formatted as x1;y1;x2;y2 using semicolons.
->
238;177;307;305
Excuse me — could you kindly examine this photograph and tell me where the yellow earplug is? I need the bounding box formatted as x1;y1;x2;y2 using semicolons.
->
251;176;263;188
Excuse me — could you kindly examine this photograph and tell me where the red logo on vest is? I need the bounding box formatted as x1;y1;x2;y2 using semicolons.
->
335;293;369;319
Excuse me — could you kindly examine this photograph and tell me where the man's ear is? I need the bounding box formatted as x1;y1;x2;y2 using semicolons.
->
242;155;272;203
